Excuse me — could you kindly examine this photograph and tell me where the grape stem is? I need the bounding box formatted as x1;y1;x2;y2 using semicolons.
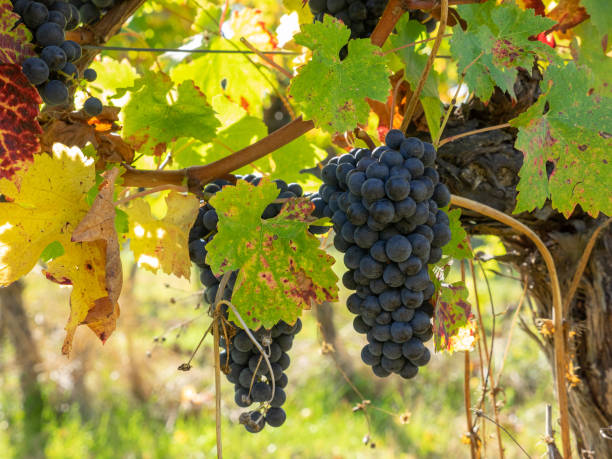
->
400;0;449;132
450;194;571;459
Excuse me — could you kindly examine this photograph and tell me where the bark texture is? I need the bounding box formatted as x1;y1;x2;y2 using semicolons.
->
426;69;612;457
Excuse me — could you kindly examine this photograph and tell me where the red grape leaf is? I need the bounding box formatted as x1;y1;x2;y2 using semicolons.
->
0;0;35;65
434;282;476;353
0;63;42;180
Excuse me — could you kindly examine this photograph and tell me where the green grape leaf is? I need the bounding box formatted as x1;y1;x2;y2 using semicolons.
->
581;0;610;39
173;97;326;183
206;179;339;329
89;57;139;103
122;72;220;155
572;22;611;94
289;16;390;134
434;282;476;353
451;0;555;101
283;0;313;23
442;208;473;260
170;36;274;116
510;62;612;217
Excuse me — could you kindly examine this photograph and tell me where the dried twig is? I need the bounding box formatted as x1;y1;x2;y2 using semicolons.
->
400;0;448;132
451;195;571;458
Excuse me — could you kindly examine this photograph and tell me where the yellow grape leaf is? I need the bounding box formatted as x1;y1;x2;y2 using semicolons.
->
125;192;199;278
45;239;118;355
0;149;94;284
0;148;118;355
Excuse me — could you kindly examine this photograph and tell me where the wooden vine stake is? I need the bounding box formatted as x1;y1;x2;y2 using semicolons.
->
450;195;571;458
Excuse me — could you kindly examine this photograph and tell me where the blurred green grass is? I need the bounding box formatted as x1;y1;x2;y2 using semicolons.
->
0;238;556;458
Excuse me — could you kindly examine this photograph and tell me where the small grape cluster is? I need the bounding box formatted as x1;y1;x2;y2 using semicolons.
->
311;129;451;379
188;176;308;432
308;0;388;38
13;0;102;114
409;9;437;34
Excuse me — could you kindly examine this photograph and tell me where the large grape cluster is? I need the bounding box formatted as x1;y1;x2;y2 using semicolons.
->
13;0;104;113
308;0;388;38
311;129;451;379
188;177;308;432
307;1;438;39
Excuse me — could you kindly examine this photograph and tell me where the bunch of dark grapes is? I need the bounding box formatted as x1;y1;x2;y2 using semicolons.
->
188;176;308;432
308;0;388;38
311;129;451;379
13;0;102;115
307;1;438;39
70;0;123;26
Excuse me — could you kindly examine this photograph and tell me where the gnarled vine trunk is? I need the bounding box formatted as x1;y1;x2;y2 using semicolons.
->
427;69;612;457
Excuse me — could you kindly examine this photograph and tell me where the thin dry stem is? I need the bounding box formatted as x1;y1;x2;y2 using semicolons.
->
451;195;571;458
400;0;448;132
383;34;453;55
495;280;528;385
115;185;188;206
439;123;511;147
240;37;293;79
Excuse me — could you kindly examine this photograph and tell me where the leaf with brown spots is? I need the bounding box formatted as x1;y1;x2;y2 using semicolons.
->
510;62;612;217
547;0;589;33
206;179;338;329
451;1;555;101
0;63;42;180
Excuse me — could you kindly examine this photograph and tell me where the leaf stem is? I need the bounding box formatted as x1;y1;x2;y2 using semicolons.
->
400;0;448;132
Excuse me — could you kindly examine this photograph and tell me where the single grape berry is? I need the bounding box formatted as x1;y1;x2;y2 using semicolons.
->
83;97;103;117
35;22;65;47
41;79;68;105
22;57;49;85
83;68;97;82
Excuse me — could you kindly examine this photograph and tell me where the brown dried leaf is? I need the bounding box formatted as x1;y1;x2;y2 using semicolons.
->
72;167;122;305
547;0;589;33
